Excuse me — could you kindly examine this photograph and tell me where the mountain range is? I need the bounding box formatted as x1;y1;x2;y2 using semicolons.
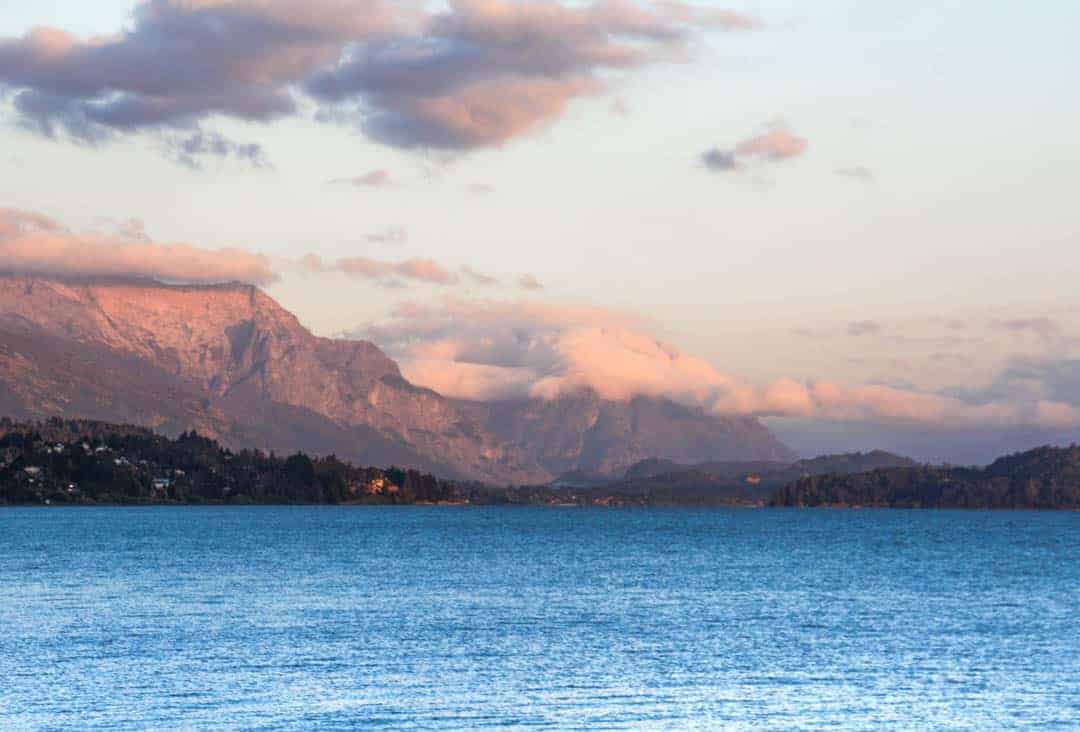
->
0;276;794;483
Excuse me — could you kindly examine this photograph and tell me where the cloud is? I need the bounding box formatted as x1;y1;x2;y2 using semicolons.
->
836;166;874;182
328;169;391;187
701;147;741;172
0;206;275;285
1;0;750;157
659;2;762;30
702;123;808;174
299;253;522;289
163;130;270;170
300;253;459;286
938;318;968;331
948;357;1080;410
362;298;646;400
95;216;151;241
991;317;1060;340
847;320;882;337
357;298;1080;429
735;126;808;161
0;0;403;160
307;0;721;149
519;274;544;290
928;351;974;366
366;226;407;245
461;265;498;286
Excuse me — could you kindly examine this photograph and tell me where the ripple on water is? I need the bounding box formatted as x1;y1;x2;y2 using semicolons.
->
0;506;1078;730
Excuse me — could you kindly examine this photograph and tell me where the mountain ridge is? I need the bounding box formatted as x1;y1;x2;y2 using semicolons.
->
0;275;794;482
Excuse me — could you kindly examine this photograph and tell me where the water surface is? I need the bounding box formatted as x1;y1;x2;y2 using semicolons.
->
1;507;1077;730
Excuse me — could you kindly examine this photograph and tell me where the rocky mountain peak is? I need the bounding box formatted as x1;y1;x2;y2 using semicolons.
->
0;275;794;483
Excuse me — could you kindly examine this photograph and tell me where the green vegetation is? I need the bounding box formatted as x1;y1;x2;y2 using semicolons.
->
770;446;1080;509
0;418;462;505
3;418;1078;509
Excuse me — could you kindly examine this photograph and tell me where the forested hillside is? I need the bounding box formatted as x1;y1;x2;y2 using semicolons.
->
0;418;462;505
770;446;1080;509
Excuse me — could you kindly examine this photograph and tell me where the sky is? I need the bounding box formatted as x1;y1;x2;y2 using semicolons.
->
1;0;1079;463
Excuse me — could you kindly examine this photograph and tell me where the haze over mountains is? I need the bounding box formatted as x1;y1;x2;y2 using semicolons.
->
0;276;794;483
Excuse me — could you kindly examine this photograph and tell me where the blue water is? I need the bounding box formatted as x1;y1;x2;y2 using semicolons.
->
1;508;1077;730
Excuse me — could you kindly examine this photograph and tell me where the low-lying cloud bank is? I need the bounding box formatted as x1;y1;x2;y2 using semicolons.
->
1;204;540;291
360;298;1080;429
0;207;276;285
0;0;758;162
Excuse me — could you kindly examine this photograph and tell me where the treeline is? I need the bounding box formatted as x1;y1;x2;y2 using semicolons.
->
770;446;1080;509
0;418;463;505
5;419;1080;509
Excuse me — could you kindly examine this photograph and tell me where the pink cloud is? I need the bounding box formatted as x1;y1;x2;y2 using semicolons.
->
0;207;276;285
370;75;602;149
658;2;762;30
2;0;743;156
329;169;391;187
308;0;738;149
302;253;459;286
703;124;809;174
735;127;808;161
519;274;544;290
393;258;458;285
359;298;1080;429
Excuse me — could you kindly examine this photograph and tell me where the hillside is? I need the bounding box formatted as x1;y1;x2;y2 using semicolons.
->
0;275;794;482
6;419;1078;509
0;418;463;505
770;445;1080;509
574;450;922;502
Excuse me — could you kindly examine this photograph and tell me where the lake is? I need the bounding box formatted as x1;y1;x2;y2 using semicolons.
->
1;507;1077;730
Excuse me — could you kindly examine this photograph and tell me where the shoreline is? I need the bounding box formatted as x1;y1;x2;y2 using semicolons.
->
1;501;1075;511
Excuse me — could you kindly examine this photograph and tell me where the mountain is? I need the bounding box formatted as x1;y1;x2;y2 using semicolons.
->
0;275;794;482
481;390;794;478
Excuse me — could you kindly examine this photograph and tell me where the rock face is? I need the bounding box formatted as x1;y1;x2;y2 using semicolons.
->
482;392;794;477
0;276;794;482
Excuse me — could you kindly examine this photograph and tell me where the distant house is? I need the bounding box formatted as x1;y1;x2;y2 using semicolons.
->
362;476;399;496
